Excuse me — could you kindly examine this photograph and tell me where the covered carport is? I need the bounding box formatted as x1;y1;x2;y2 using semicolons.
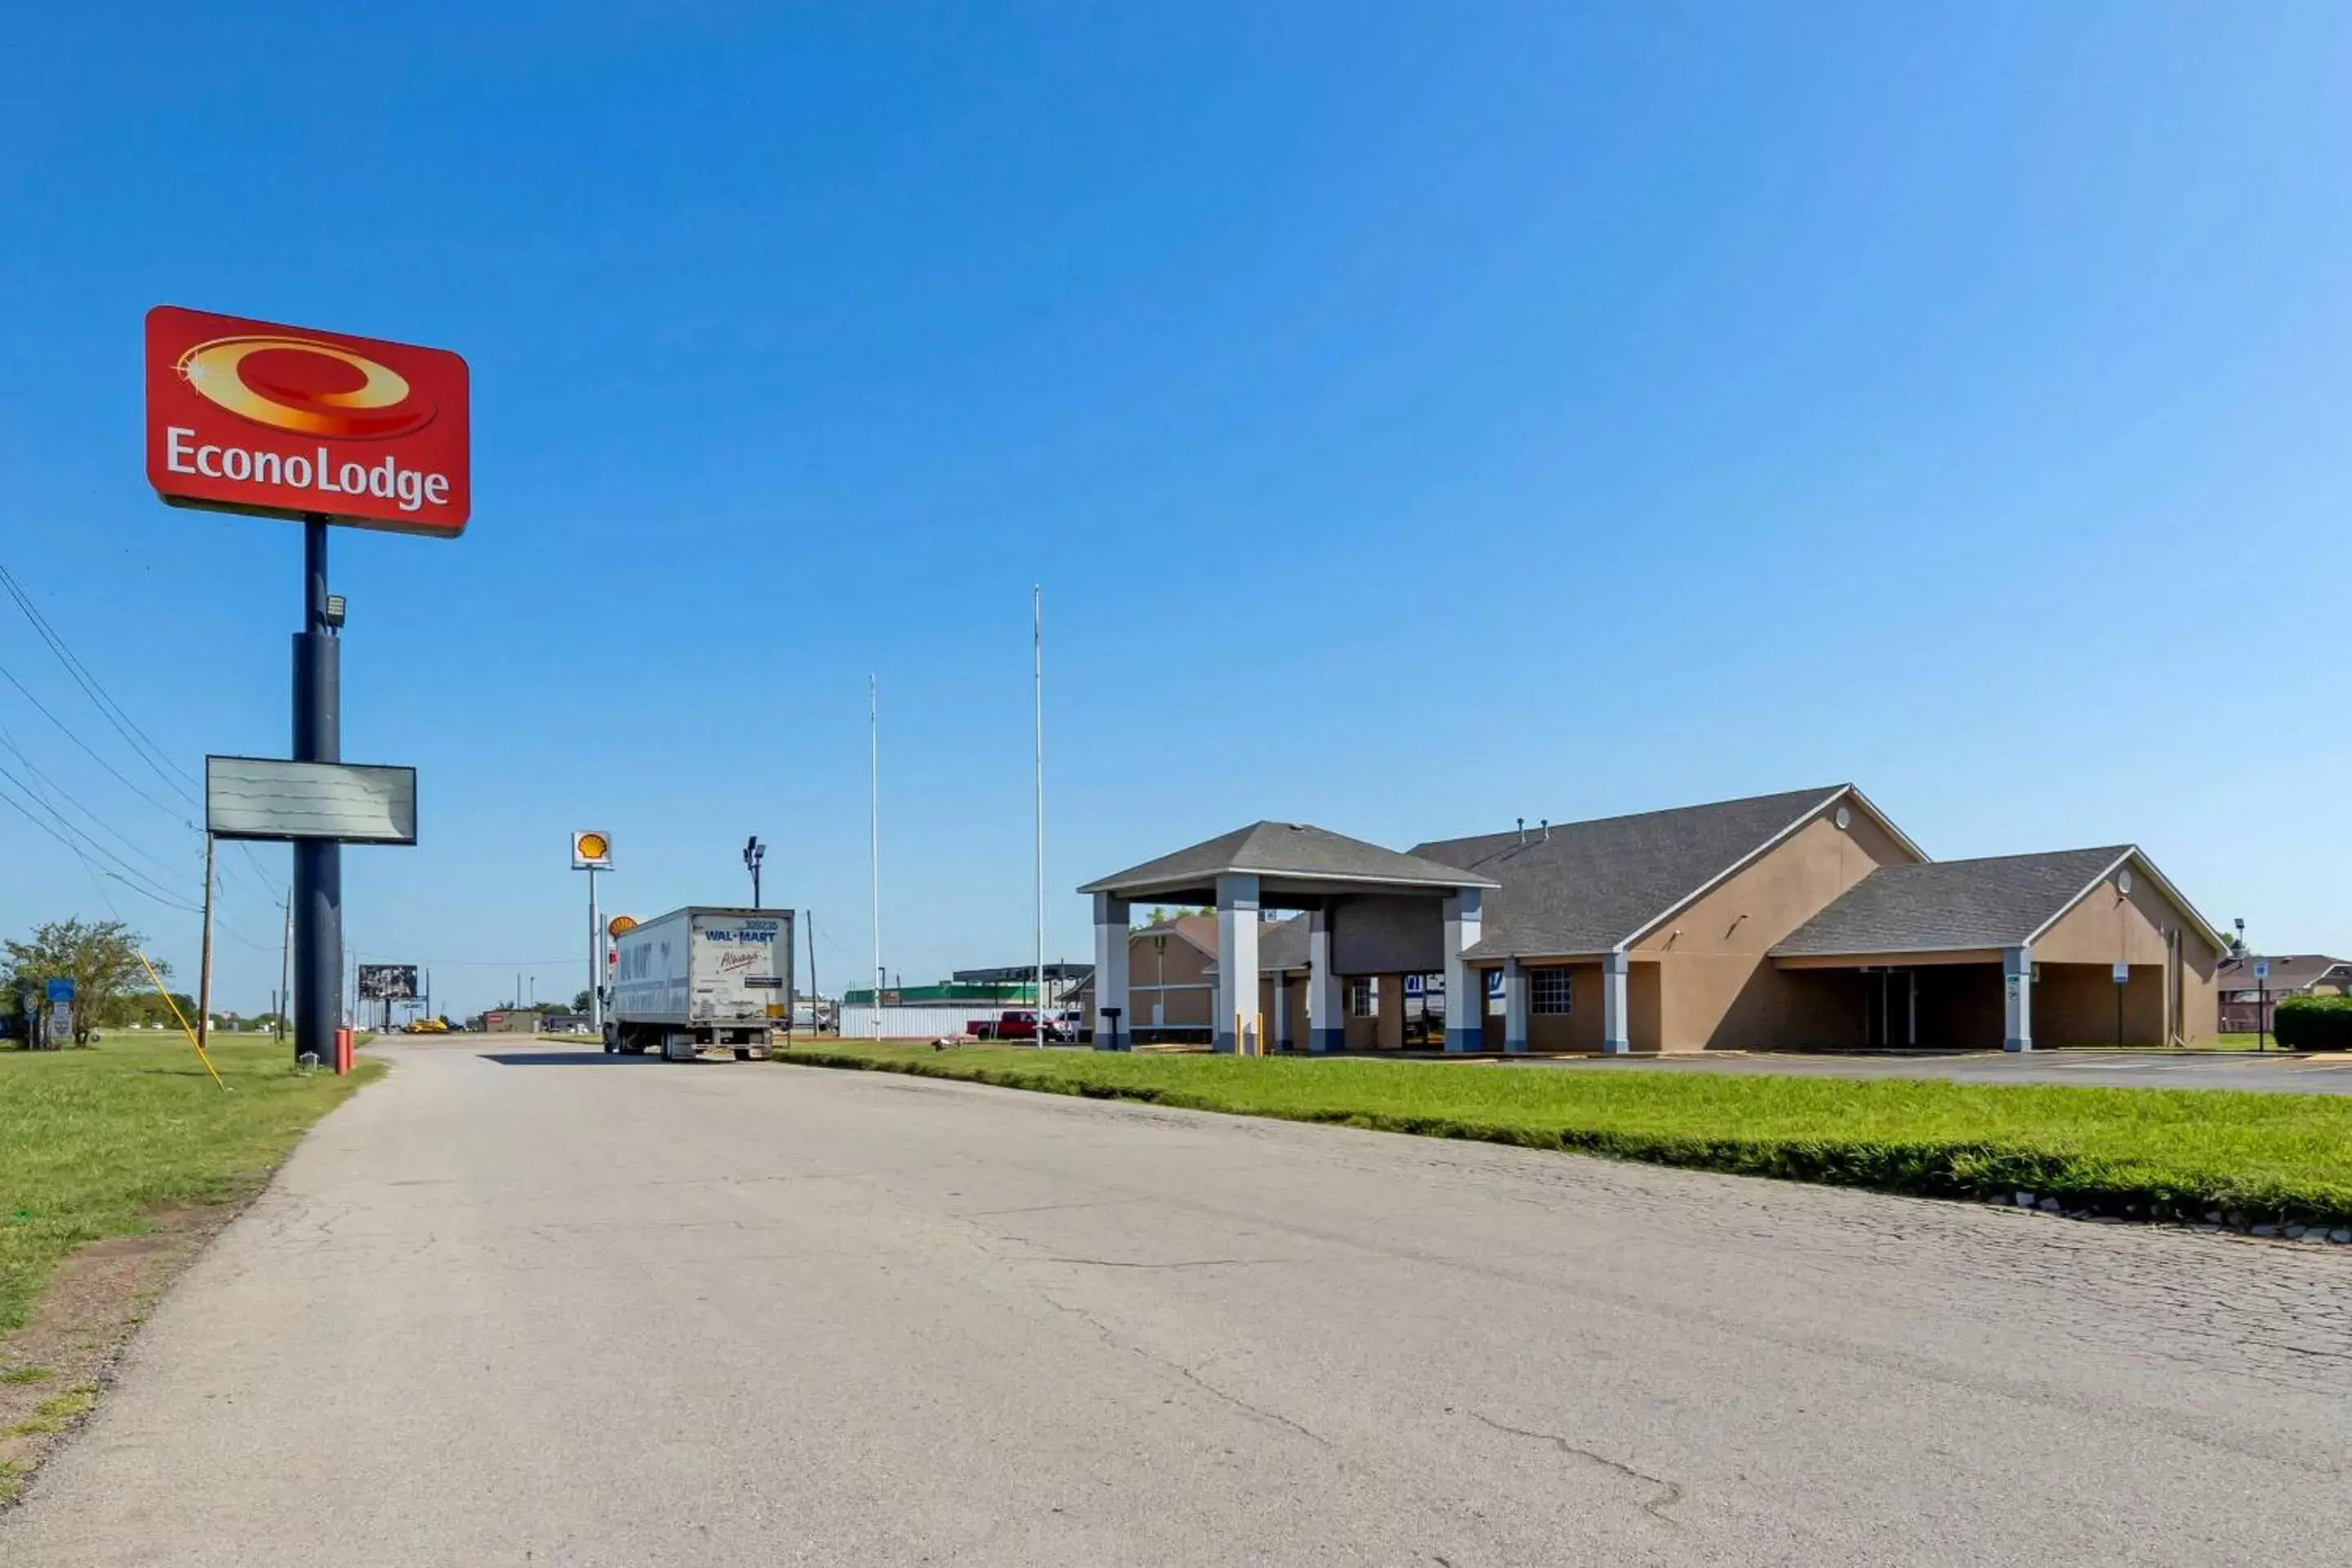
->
1767;845;2227;1051
1080;822;1498;1054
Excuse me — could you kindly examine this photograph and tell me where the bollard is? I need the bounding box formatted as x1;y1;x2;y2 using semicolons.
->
333;1027;354;1076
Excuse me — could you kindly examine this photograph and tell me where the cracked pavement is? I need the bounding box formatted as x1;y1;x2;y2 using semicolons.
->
5;1041;2348;1566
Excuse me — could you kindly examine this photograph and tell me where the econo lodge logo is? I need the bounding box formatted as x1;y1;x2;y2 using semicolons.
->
178;334;437;440
146;305;470;538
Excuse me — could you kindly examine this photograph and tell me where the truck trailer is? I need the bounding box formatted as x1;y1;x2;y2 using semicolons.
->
604;906;795;1061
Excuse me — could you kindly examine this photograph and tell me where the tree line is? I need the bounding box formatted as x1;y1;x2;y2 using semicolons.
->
3;918;173;1048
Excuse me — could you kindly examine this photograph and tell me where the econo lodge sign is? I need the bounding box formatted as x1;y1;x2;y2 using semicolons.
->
146;305;470;537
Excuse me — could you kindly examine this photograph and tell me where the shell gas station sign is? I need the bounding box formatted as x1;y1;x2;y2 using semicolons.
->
145;305;470;536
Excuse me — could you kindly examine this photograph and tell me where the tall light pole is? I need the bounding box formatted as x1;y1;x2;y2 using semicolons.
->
1033;585;1047;1046
869;675;882;1040
744;835;765;909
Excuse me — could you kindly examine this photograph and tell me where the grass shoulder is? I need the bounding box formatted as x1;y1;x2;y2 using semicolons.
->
0;1031;381;1334
774;1045;2352;1230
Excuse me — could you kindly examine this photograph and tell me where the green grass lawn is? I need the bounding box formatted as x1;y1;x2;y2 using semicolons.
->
0;1031;381;1332
776;1045;2352;1227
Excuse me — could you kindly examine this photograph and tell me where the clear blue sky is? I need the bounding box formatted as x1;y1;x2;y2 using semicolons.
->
2;4;2346;1018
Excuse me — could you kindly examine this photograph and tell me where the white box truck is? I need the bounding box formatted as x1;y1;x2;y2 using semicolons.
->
604;906;795;1061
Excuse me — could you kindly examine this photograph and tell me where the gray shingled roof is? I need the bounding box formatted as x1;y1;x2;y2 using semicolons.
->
1079;821;1494;898
1416;786;1850;959
1258;913;1311;972
2216;955;2352;994
1770;847;2131;957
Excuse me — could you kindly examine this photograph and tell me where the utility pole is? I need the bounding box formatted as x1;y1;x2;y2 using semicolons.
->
805;911;818;1034
744;835;765;909
1033;585;1047;1046
197;832;216;1059
870;675;882;1040
278;884;292;1045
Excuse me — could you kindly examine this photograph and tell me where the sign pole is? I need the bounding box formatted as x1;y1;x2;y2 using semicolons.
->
588;866;601;1036
198;831;216;1059
292;515;344;1065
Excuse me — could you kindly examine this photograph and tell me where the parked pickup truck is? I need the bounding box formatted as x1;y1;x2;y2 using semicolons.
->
967;1009;1076;1043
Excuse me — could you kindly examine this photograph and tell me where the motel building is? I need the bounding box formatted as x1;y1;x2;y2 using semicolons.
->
1081;785;2226;1054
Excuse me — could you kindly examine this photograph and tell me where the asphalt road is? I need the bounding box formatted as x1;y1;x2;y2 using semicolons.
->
1501;1047;2352;1094
7;1043;2348;1566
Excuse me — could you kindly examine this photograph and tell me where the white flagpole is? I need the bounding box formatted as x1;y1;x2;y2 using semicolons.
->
1044;582;1054;1048
869;675;882;1040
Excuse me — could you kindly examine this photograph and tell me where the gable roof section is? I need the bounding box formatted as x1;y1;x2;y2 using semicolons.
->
1771;846;2137;957
1080;821;1495;899
2216;955;2352;992
1258;912;1311;972
1148;915;1219;958
1416;785;1864;959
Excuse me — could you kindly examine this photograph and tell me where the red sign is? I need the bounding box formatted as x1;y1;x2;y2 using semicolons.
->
145;305;470;537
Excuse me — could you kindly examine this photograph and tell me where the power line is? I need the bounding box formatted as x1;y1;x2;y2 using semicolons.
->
0;563;203;803
0;653;196;825
0;764;274;950
0;783;203;915
0;716;190;884
0;759;199;906
0;565;291;924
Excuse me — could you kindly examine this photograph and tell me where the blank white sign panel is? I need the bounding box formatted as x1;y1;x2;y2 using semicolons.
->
205;756;418;844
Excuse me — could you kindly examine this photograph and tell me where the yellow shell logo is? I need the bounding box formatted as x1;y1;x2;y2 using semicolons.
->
573;831;609;862
607;915;638;939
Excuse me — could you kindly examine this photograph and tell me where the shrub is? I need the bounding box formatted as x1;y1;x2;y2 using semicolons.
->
2271;994;2352;1052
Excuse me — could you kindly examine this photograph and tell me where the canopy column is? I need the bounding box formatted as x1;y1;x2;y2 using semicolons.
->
1443;890;1482;1052
1601;950;1631;1054
1503;956;1530;1054
1214;873;1260;1054
1308;906;1343;1054
1091;893;1130;1050
2003;943;2034;1053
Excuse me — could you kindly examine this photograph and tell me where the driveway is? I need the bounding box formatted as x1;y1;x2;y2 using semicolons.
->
6;1040;2346;1565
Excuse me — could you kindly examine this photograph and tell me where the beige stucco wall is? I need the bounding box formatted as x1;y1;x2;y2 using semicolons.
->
2031;858;2222;1044
1130;927;1213;1030
1526;962;1603;1052
1628;800;1923;1051
2034;963;2166;1046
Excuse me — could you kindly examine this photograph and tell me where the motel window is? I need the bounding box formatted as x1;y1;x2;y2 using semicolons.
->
1532;969;1572;1015
1348;977;1378;1017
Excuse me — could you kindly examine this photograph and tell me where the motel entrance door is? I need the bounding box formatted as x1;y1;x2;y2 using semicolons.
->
1864;967;1917;1048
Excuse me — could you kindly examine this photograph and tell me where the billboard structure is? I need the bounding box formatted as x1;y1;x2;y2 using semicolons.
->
149;305;466;1072
146;305;470;537
356;965;418;1001
356;963;420;1032
206;756;417;844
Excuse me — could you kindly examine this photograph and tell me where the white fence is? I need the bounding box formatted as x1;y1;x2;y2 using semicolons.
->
838;1004;1000;1040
